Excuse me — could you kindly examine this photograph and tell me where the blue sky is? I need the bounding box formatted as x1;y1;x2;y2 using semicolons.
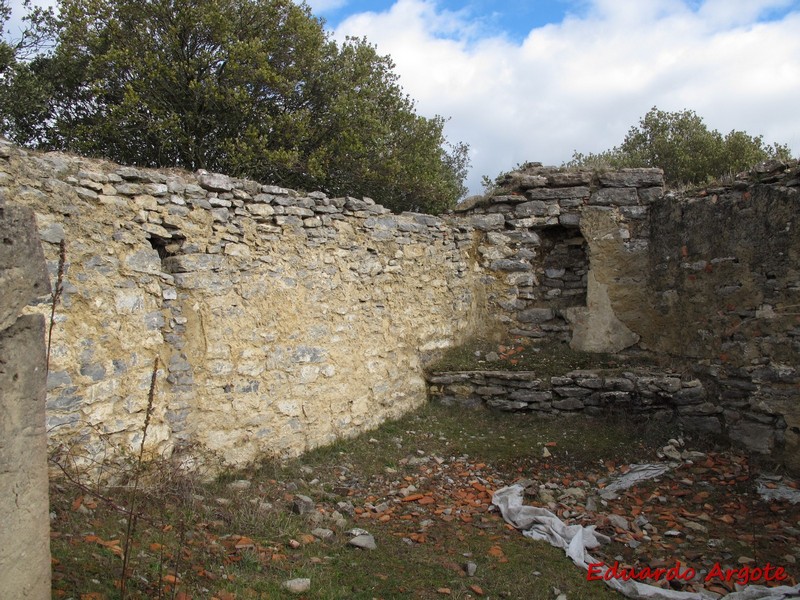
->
312;0;577;42
312;0;800;194
5;0;800;195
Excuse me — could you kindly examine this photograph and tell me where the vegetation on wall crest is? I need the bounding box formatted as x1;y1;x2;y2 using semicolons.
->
564;106;793;187
0;0;469;214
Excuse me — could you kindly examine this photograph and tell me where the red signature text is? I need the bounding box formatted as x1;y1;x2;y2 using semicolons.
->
587;561;789;586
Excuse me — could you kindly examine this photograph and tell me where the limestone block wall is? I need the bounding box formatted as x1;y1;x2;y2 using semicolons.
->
3;133;799;474
429;369;715;431
455;159;800;469
457;164;663;351
1;139;486;470
644;162;800;467
0;195;51;596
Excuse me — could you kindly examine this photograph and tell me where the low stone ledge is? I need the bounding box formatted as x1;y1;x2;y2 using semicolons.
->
426;366;783;457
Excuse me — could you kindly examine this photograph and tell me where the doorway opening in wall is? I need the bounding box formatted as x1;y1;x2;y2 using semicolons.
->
538;225;588;309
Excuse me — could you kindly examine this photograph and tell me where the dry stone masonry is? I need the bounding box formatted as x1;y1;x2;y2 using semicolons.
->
442;160;800;470
429;369;714;429
1;139;485;472
457;162;661;350
2;137;798;475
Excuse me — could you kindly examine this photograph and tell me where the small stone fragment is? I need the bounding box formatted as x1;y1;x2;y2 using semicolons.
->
561;487;586;501
662;445;682;461
538;489;556;504
348;533;377;550
282;578;311;594
227;479;251;491
292;494;315;515
311;528;334;541
607;514;629;531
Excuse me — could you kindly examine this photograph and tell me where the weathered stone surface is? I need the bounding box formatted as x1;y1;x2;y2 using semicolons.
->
125;248;162;274
471;213;506;231
348;534;377;550
162;253;225;273
283;578;311;594
728;421;778;454
553;386;592;398
515;200;551;217
598;168;664;188
0;204;51;331
552;398;584;411
0;315;51;598
547;171;592;187
0;223;50;600
590;188;639;206
565;271;639;353
489;259;530;272
292;495;315;515
517;308;554;323
525;186;590;200
197;171;233;192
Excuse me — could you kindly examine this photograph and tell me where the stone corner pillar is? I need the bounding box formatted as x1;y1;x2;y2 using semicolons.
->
0;201;52;599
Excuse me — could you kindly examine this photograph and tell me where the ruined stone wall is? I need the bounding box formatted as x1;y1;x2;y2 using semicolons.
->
457;164;662;352
1;139;486;470
0;186;51;596
430;369;709;422
644;163;800;467
454;159;800;470
4;134;798;473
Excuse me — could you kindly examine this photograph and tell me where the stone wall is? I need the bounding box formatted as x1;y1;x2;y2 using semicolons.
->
3;135;798;474
457;163;661;352
452;159;800;470
429;369;713;428
1;139;486;471
644;163;800;467
0;192;51;596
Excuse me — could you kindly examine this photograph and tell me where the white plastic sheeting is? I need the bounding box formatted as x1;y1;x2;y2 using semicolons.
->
757;476;800;505
492;484;800;600
599;464;671;500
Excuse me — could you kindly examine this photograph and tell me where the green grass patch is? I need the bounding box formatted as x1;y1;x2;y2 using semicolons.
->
50;403;678;599
426;337;652;377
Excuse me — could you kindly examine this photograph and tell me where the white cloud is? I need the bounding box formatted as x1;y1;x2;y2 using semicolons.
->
333;0;800;195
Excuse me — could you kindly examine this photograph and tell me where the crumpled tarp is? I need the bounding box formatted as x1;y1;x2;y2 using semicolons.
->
757;476;800;505
599;464;671;499
492;484;800;600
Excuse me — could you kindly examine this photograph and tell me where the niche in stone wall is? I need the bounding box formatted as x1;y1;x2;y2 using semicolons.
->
147;232;184;262
505;224;589;343
537;225;588;309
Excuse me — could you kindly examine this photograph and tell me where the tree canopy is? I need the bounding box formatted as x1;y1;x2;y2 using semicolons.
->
566;107;792;186
0;0;468;214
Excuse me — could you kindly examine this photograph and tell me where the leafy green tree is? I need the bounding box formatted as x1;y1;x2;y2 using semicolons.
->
0;1;12;71
0;0;468;214
566;107;792;185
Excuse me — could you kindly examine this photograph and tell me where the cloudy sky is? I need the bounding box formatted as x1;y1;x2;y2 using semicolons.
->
308;0;800;195
4;0;800;195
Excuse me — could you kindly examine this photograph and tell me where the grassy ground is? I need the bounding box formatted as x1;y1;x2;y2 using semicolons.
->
50;404;673;600
425;337;654;376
